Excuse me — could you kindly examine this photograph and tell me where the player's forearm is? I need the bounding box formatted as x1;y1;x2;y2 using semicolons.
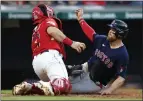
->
106;79;115;88
78;18;95;42
108;76;125;92
47;27;73;46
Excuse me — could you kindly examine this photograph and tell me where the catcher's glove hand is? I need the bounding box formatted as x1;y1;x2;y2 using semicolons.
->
66;65;83;76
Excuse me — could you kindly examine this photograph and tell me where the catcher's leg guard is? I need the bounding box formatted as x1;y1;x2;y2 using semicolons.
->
51;78;72;95
31;78;72;96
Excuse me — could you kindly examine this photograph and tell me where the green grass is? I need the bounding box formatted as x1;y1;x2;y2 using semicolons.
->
2;90;12;94
1;90;142;100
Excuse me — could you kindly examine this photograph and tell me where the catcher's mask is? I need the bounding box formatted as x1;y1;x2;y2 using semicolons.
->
32;4;55;24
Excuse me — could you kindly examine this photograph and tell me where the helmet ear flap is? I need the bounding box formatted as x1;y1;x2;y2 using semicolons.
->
117;34;123;39
123;29;129;38
116;29;128;39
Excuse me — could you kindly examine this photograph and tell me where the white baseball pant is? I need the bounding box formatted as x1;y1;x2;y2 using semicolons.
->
32;50;68;82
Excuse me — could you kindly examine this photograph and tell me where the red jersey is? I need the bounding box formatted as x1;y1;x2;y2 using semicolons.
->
31;17;66;59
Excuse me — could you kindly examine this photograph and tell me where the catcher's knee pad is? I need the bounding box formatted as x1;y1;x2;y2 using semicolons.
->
50;78;72;95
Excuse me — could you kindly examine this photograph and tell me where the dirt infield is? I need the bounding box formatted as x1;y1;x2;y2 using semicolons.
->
68;88;142;99
1;88;142;100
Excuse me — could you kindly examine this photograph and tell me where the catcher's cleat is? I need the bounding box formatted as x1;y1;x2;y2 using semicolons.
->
34;81;55;96
12;81;32;95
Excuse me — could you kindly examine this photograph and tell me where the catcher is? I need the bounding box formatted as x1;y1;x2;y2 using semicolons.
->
12;5;86;96
67;8;129;95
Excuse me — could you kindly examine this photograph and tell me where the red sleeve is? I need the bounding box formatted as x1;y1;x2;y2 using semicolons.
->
79;18;96;42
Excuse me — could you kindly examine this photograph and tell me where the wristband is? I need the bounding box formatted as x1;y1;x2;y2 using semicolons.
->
63;37;73;46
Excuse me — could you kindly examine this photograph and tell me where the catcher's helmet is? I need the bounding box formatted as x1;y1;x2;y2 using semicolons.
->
108;19;129;39
32;4;54;24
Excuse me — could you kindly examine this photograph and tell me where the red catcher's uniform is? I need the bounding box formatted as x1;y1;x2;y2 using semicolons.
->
32;17;68;83
31;17;66;59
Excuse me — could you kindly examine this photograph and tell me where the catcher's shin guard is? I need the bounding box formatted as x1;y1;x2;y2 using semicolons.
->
51;78;72;95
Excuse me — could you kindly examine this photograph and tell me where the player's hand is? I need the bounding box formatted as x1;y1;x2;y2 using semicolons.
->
75;8;83;21
99;88;112;95
71;41;86;53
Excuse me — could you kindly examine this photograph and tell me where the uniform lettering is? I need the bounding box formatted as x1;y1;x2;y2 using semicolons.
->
94;49;113;68
97;50;102;58
95;49;99;56
101;52;107;61
32;32;40;41
107;62;113;68
34;24;41;32
105;58;110;64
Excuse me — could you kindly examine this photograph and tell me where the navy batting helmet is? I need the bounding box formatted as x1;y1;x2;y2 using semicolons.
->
108;19;129;39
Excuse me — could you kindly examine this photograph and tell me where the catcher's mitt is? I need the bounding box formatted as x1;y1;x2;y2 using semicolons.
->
66;65;83;76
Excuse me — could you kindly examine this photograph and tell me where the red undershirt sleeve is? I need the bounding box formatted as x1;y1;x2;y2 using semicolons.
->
79;18;96;42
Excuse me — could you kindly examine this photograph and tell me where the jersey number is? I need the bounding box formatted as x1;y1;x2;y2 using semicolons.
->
32;25;40;51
